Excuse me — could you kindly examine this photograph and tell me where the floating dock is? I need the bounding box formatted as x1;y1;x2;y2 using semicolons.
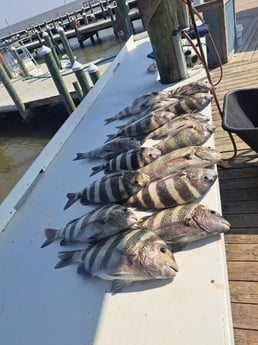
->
0;35;234;345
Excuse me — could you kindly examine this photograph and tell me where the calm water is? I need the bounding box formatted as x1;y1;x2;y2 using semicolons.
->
0;30;137;203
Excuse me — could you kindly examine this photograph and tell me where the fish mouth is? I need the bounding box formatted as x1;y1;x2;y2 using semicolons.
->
221;219;231;231
168;263;179;275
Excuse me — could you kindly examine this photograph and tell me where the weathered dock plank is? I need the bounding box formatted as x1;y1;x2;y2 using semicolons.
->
210;0;258;342
231;304;258;330
233;329;258;345
227;261;258;281
230;281;258;304
225;243;258;261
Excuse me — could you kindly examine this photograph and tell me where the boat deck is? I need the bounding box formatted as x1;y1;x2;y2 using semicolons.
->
210;0;258;343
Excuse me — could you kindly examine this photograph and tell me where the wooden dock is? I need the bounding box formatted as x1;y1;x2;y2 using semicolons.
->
210;0;258;344
0;0;140;51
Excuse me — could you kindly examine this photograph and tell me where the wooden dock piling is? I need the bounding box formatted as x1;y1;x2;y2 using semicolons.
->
138;0;188;84
42;31;62;69
0;63;27;120
88;63;100;84
39;45;76;114
72;61;91;96
57;27;76;64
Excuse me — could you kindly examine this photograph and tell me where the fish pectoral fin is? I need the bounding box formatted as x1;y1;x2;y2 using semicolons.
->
184;217;194;226
184;152;196;160
111;279;133;294
88;219;106;227
170;123;194;136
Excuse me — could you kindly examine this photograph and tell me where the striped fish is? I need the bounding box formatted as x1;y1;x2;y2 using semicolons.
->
105;110;175;142
41;204;138;248
73;137;141;161
120;93;212;133
154;122;215;154
124;167;217;210
104;81;211;124
64;170;150;210
163;92;212;115
90;147;162;176
55;228;178;293
137;203;231;251
143;112;210;142
167;80;210;99
139;146;221;179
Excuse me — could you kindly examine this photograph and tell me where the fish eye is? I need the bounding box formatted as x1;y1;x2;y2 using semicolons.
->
160;246;167;253
134;180;139;185
210;210;216;214
203;175;209;180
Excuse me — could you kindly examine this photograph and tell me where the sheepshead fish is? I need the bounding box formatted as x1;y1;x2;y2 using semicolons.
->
73;137;141;161
124;167;217;210
154;122;215;154
90;147;161;176
104;81;211;125
105;110;175;142
167;80;210;99
64;170;150;210
41;204;138;248
163;93;212;115
114;92;212;133
143;112;210;142
139;146;221;179
55;228;178;293
137;203;231;252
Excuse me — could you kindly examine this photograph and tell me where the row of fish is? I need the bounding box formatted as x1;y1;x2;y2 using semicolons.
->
63;167;217;210
42;80;230;293
43;202;230;253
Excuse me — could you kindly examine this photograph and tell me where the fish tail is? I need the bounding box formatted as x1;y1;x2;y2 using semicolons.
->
41;228;59;248
63;192;82;210
54;250;82;269
90;164;104;176
73;153;86;161
105;133;118;143
104;117;116;125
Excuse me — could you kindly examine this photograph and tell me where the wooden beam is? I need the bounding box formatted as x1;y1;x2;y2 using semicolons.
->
146;0;188;83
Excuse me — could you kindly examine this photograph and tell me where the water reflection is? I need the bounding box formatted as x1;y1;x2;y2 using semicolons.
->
0;106;68;203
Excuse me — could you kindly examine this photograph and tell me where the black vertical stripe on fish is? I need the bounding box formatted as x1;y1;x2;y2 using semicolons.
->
99;232;125;271
121;175;136;197
155;178;177;208
88;183;98;204
130;151;141;170
109;175;125;201
174;175;199;203
84;239;105;270
67;221;77;242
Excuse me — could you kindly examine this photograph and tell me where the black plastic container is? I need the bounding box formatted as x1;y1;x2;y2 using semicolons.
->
223;88;258;152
